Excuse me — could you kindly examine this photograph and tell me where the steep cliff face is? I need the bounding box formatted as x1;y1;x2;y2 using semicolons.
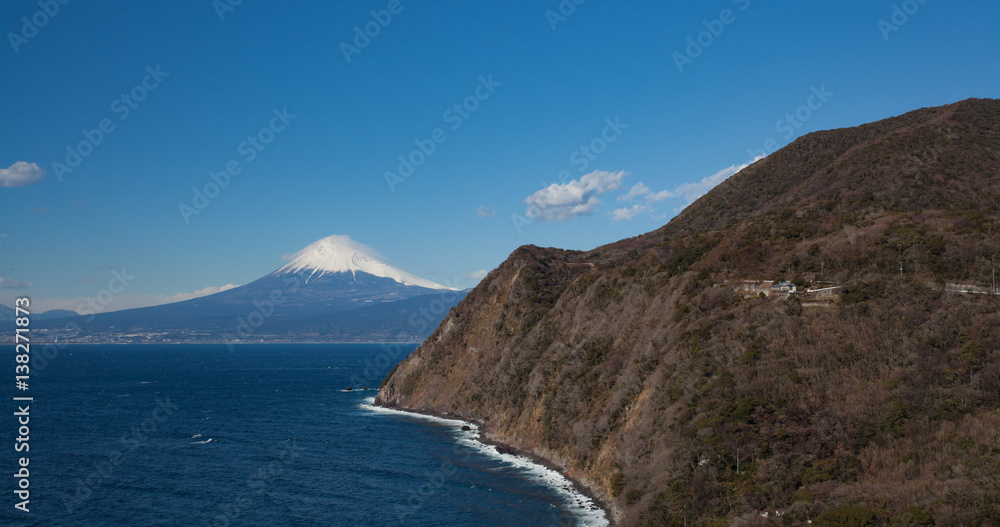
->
376;99;1000;526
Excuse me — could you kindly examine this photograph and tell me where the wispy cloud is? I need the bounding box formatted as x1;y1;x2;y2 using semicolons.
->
464;269;489;281
0;276;33;289
28;283;241;313
612;204;648;221
617;182;673;203
0;161;45;188
476;206;496;218
612;158;762;221
618;182;651;202
525;170;625;221
164;284;239;303
668;158;762;204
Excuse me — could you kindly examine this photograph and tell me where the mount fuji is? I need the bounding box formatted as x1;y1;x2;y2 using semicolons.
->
277;235;454;291
34;236;467;343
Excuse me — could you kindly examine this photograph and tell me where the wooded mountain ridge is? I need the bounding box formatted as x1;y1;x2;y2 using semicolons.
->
376;98;1000;526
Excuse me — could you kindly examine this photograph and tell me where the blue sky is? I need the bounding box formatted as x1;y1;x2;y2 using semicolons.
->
1;0;998;312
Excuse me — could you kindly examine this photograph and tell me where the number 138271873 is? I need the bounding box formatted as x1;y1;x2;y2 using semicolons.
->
15;297;30;391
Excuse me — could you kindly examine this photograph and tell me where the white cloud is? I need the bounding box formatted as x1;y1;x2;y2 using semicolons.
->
669;157;762;204
163;283;239;303
618;182;650;202
647;189;674;202
612;204;648;221
611;157;763;220
464;269;489;281
617;182;676;203
27;284;240;313
0;162;45;188
476;206;496;218
524;170;625;221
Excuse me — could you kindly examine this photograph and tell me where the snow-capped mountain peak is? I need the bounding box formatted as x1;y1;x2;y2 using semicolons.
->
276;235;457;291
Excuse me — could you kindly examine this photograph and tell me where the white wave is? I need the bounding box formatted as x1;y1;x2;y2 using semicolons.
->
361;400;609;527
192;438;213;444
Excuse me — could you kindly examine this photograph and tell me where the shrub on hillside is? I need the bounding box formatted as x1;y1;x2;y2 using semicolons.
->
815;506;878;527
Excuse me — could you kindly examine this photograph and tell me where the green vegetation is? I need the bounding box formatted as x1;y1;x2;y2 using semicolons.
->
892;505;934;526
610;470;624;498
815;506;877;527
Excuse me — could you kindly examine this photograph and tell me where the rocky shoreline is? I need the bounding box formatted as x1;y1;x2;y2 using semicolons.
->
371;398;620;526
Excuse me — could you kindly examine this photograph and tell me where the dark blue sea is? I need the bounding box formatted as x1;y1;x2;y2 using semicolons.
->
0;344;607;526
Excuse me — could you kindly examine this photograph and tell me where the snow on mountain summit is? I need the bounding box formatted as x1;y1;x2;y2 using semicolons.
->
277;235;457;291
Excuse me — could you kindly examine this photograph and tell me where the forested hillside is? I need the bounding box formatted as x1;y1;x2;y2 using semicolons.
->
376;98;1000;526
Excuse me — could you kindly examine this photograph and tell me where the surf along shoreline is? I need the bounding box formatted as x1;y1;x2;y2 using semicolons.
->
364;397;620;526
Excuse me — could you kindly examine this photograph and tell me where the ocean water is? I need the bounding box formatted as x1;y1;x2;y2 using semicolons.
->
0;344;607;526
